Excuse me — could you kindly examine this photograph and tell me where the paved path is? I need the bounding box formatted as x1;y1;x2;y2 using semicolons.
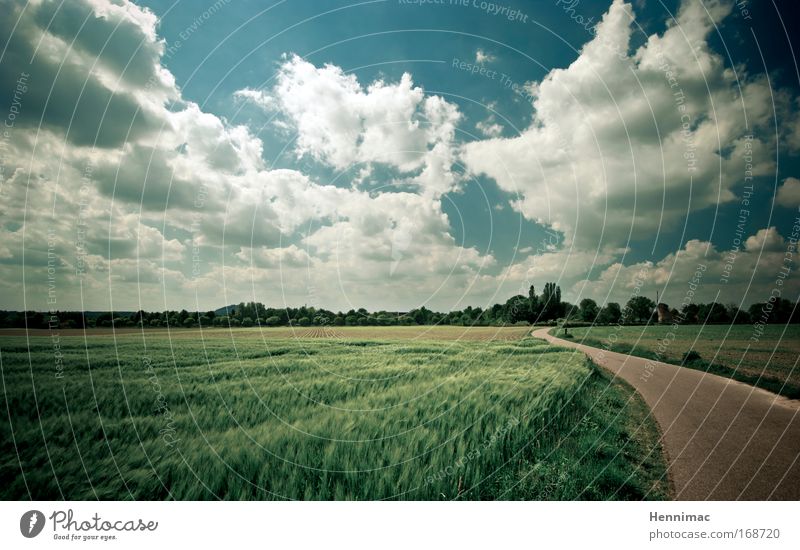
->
532;328;800;500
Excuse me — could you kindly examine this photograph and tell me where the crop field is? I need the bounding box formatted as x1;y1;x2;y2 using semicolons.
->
0;325;533;340
564;324;800;398
0;327;667;500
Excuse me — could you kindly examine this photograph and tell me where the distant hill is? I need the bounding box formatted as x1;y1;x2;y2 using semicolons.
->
214;305;237;316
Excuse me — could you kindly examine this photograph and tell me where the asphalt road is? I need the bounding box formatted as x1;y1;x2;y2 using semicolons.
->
532;328;800;500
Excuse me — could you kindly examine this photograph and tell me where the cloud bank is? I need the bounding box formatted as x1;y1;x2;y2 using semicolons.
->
1;0;798;312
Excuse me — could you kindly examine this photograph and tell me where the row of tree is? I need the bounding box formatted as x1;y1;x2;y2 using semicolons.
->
1;284;797;329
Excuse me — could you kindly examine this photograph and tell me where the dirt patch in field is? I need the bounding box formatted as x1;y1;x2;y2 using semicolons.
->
297;326;344;338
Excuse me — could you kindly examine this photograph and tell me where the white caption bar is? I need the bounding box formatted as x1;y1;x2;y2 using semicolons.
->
1;501;797;549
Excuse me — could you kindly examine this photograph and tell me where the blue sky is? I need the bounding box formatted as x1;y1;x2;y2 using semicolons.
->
142;0;800;263
1;0;800;311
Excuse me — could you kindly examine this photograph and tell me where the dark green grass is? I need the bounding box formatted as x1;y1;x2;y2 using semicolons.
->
557;325;800;399
0;331;667;500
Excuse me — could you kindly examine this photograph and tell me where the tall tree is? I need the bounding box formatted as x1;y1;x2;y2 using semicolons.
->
596;302;622;325
539;282;562;321
504;295;529;323
624;296;656;323
527;285;541;322
579;298;599;322
697;302;730;324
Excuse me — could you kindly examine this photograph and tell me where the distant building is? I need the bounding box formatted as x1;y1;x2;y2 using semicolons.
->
656;303;673;323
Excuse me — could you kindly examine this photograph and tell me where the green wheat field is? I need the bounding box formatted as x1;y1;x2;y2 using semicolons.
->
0;327;667;500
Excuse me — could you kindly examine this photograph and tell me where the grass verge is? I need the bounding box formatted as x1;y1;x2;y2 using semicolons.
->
486;357;669;500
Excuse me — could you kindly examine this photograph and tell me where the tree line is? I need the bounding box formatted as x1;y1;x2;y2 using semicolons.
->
1;283;797;329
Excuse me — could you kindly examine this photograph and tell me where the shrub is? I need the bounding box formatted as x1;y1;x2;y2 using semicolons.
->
682;350;702;364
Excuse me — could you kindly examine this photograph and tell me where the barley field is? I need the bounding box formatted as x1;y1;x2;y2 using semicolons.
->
0;327;667;500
